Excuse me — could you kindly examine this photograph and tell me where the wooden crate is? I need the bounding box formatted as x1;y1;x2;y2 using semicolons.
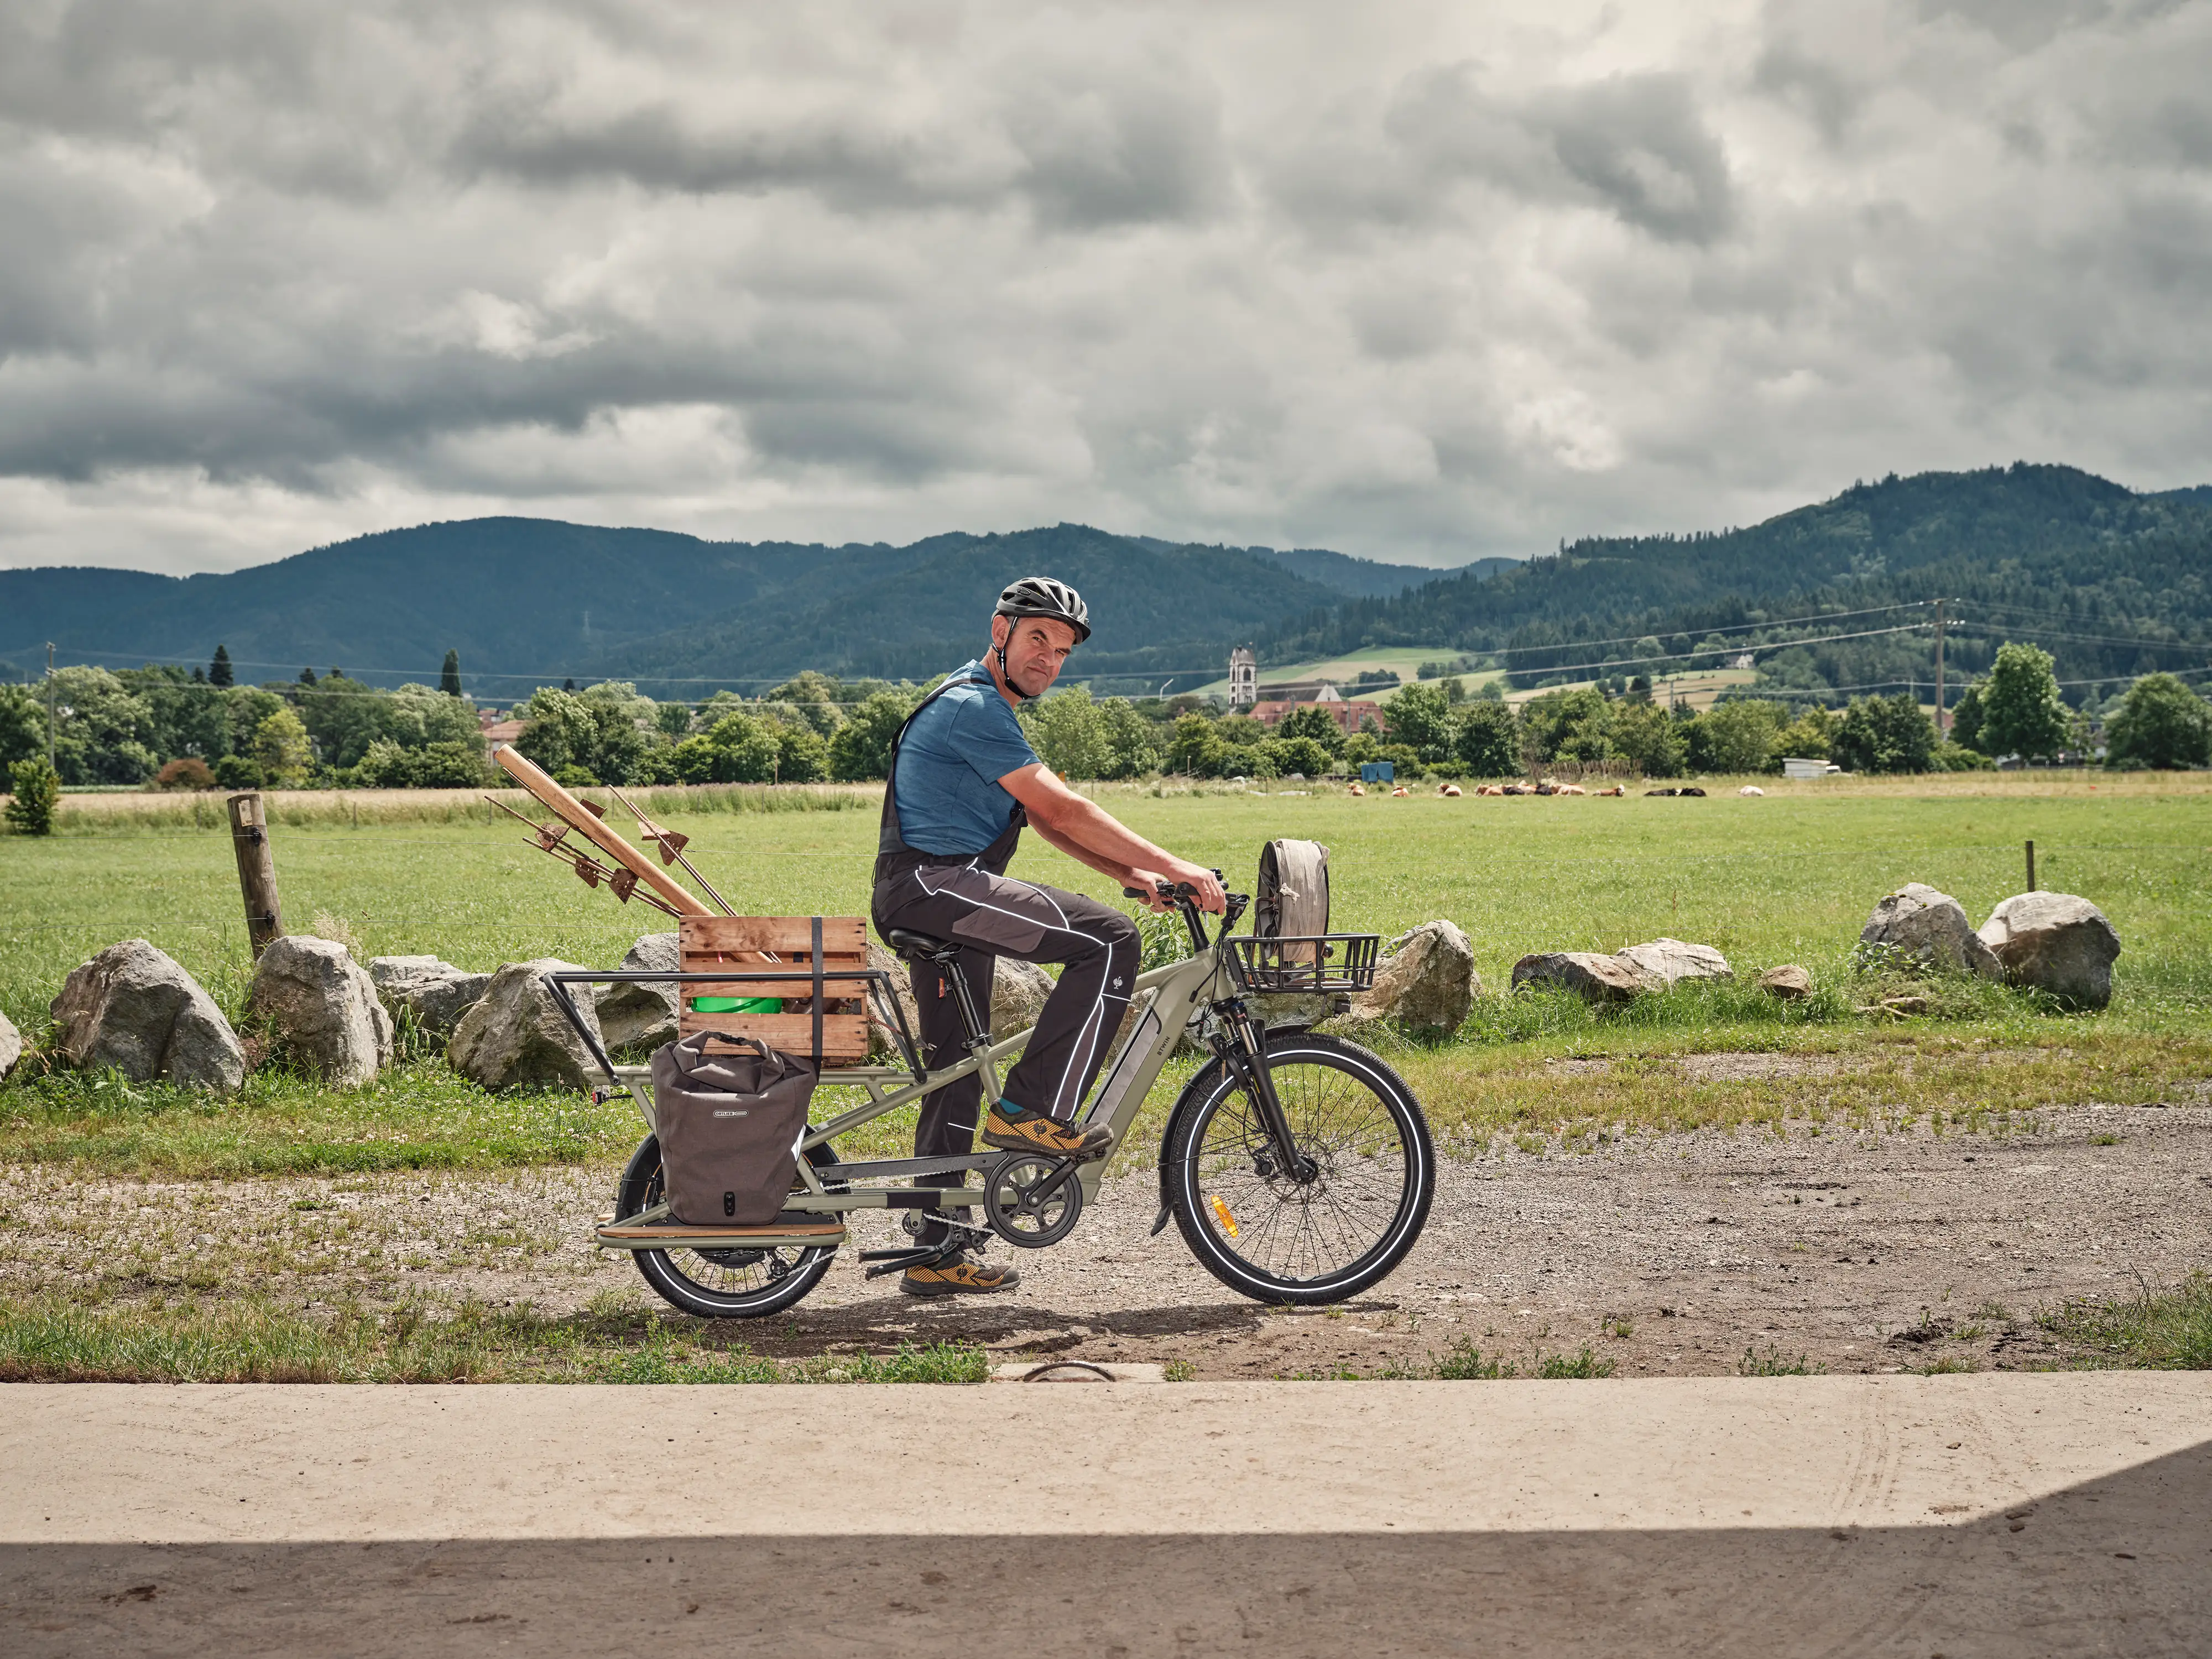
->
677;915;871;1062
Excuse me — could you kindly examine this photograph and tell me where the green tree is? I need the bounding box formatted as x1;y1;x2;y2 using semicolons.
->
1979;642;2070;760
296;671;390;769
1166;713;1229;778
1027;687;1109;779
1263;735;1334;778
1774;706;1835;761
253;707;314;786
763;671;848;737
1610;700;1686;778
208;645;234;688
700;711;780;783
654;700;695;740
774;722;830;783
5;757;61;834
439;650;463;698
828;692;913;781
2104;674;2211;769
1384;682;1458;761
0;684;46;768
1949;684;1986;752
385;683;481;749
1453;701;1521;777
1687;699;1787;774
1097;697;1162;779
1276;703;1346;754
1832;693;1936;774
1519;687;1609;764
45;666;159;785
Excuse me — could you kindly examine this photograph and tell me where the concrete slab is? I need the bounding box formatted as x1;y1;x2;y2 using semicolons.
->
3;1375;2207;1655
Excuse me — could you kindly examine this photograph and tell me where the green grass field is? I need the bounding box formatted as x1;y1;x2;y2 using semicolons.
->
2;774;2208;1176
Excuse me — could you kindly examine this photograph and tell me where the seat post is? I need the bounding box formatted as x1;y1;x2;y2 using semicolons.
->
941;956;993;1051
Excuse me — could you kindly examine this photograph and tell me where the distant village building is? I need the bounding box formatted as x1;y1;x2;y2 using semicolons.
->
482;718;526;753
1228;647;1257;710
1251;682;1384;736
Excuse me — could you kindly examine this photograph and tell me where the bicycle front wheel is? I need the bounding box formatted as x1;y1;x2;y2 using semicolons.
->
1163;1033;1433;1306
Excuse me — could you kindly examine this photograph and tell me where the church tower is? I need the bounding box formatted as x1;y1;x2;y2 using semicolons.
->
1228;646;1257;710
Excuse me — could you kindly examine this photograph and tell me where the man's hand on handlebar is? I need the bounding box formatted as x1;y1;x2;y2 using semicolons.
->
1124;862;1227;915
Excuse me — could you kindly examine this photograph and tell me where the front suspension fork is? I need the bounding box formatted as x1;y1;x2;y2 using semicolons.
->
1214;1003;1306;1178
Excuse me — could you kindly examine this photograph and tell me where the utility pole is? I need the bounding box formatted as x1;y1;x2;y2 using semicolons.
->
45;642;55;770
1933;599;1946;735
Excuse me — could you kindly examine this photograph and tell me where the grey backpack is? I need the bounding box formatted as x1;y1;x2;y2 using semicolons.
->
649;1032;820;1225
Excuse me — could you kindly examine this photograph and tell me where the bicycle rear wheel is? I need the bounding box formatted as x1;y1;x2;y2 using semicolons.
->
1163;1034;1432;1306
615;1135;836;1318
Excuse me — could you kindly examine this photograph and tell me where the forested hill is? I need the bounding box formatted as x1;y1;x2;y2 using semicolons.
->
0;522;1474;695
1259;464;2212;691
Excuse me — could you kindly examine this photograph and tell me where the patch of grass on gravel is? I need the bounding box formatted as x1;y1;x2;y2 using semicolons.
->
1288;1337;1614;1381
1738;1343;1824;1376
2041;1274;2212;1370
0;1292;989;1383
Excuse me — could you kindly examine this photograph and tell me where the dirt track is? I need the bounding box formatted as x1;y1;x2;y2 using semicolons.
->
9;1092;2206;1376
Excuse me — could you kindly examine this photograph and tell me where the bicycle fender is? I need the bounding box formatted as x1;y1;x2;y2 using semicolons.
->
1155;1055;1230;1220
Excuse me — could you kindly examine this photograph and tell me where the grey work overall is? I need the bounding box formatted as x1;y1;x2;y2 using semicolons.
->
870;667;1139;1244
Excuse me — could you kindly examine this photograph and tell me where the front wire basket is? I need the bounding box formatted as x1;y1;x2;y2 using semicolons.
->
1230;933;1380;995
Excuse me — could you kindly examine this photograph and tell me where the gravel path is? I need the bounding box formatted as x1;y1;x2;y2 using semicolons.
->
8;1091;2206;1378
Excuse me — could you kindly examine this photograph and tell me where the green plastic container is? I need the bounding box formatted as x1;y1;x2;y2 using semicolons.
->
690;995;782;1014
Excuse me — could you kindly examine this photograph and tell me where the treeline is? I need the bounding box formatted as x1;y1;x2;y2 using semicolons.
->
0;661;487;790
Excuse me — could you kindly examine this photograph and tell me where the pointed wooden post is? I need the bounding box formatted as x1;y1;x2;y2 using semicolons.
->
227;791;286;957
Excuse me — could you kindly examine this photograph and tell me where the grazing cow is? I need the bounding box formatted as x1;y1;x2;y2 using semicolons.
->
1595;784;1626;796
1502;783;1534;796
1348;783;1366;797
1477;784;1505;796
1438;782;1462;797
1390;786;1409;797
1556;783;1587;796
1739;785;1765;797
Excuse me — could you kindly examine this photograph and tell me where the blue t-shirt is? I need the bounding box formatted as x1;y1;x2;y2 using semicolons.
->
890;662;1042;855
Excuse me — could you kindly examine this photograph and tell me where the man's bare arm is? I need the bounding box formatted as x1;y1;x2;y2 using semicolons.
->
1001;764;1226;911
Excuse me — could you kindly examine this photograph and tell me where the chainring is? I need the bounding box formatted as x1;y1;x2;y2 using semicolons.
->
983;1152;1084;1248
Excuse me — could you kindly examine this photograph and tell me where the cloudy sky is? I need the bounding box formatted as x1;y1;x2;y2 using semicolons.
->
3;0;2208;574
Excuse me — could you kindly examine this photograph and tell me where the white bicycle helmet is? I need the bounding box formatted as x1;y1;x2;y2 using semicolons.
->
994;576;1091;644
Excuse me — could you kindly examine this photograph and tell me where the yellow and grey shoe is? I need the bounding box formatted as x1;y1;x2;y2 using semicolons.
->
981;1104;1113;1161
901;1253;1021;1297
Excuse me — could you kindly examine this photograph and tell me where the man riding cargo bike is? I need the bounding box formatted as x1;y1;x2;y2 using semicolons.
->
543;575;1436;1318
873;577;1228;1294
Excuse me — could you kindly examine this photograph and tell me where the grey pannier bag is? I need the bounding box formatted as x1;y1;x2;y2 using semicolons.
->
649;1032;820;1225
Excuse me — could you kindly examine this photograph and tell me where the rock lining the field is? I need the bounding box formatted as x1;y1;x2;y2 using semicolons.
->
1976;892;2122;1009
0;1008;21;1081
1512;951;1651;1003
48;938;246;1094
248;935;393;1087
1615;938;1733;989
1758;964;1813;999
1354;920;1478;1032
369;955;492;1036
1860;883;2002;979
449;959;605;1091
594;933;679;1051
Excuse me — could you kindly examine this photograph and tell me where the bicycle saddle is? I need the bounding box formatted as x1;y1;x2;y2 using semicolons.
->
885;928;962;963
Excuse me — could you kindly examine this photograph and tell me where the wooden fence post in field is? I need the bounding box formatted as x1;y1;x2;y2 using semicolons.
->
227;791;286;958
2025;839;2037;892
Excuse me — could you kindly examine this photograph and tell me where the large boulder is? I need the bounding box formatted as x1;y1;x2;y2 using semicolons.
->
595;932;680;1051
368;955;492;1036
1512;951;1648;1004
48;940;246;1094
1352;920;1477;1032
1977;892;2122;1009
0;1008;22;1081
1615;938;1732;989
448;959;604;1091
1860;883;2002;979
992;958;1057;1041
248;936;392;1086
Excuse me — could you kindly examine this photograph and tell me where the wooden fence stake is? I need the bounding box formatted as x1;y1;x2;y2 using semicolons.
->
2025;839;2036;892
227;791;286;957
